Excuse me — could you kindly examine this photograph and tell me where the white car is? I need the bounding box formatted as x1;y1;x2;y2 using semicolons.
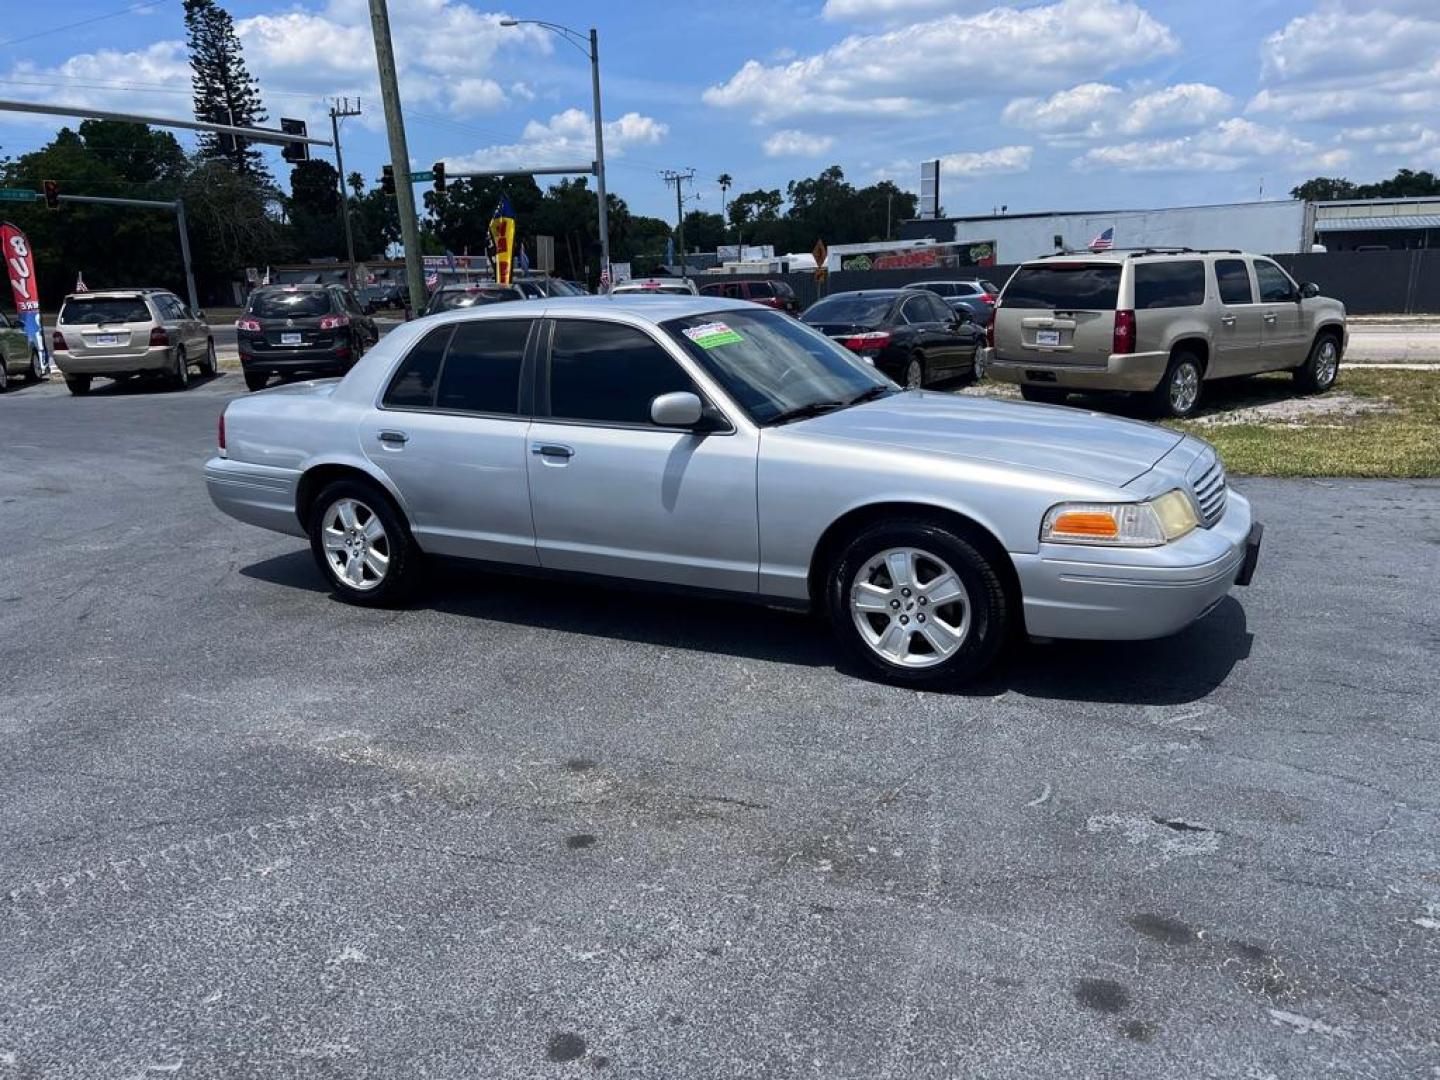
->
611;278;700;296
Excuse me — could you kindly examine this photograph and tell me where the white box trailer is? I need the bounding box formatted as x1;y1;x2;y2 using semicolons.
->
930;200;1315;263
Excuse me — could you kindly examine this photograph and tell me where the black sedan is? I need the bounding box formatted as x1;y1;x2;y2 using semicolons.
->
237;285;379;392
800;288;984;388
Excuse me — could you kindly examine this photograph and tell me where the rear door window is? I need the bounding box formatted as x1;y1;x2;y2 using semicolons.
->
435;320;531;415
1215;259;1254;305
748;282;775;298
60;297;152;324
1002;264;1121;310
383;327;452;409
1133;261;1206;309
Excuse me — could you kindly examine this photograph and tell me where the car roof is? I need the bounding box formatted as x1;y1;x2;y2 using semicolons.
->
418;295;751;326
1026;248;1250;265
253;283;330;292
910;279;988;286
62;288;167;299
810;289;918;301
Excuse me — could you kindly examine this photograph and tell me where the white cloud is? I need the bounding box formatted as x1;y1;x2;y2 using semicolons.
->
822;0;978;20
1073;118;1326;173
704;0;1177;121
0;43;192;123
448;77;508;112
1003;81;1231;139
939;145;1034;176
762;129;836;157
444;109;666;172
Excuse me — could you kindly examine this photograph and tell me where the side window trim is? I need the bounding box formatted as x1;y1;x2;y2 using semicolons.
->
379;324;455;411
1214;258;1255;306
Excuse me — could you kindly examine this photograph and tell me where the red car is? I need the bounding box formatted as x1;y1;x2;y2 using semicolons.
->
698;278;800;314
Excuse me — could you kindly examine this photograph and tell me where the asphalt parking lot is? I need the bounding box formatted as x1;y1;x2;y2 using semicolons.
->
1;372;1437;1079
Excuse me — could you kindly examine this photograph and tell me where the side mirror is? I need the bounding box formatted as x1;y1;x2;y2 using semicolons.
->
955;309;973;325
651;391;704;428
1300;282;1320;299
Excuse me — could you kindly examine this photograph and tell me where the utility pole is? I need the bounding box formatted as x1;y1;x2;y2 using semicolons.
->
330;97;362;284
366;0;426;312
587;29;611;291
662;168;695;282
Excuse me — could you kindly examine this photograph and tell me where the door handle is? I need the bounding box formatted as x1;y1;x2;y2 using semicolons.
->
532;443;574;459
1220;314;1236;326
1263;312;1278;323
378;430;408;445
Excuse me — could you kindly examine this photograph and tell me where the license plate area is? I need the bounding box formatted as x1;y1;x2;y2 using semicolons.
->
281;332;303;346
96;333;122;346
1034;329;1061;347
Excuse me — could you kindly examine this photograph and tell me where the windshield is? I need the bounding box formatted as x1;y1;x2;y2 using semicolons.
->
663;308;893;425
1003;264;1121;310
430;289;518;311
801;294;894;327
248;290;331;318
60;297;151;325
616;283;691;295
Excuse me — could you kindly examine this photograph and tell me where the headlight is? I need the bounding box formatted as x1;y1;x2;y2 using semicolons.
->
1041;489;1199;547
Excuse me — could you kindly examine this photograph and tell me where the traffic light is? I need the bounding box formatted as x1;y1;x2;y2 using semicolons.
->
381;165;395;197
280;118;309;163
432;161;446;194
43;180;60;210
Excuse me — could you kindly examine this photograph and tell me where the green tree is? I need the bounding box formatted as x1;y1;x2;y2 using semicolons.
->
288;159;345;259
681;210;725;254
1291;169;1440;202
184;0;270;179
1290;176;1358;201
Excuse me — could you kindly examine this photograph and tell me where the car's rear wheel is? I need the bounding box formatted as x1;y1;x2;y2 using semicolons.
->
0;363;8;392
1294;333;1340;394
826;519;1010;688
1020;385;1066;405
26;349;46;383
64;374;91;396
308;479;421;606
171;347;190;390
1151;351;1203;418
243;371;268;392
200;339;218;376
905;355;925;390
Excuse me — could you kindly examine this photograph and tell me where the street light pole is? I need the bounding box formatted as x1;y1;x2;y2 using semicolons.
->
367;0;426;313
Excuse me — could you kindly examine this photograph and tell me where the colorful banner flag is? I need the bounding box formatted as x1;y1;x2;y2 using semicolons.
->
489;197;515;285
2;221;47;369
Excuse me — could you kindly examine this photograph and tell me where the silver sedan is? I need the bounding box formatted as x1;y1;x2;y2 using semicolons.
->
205;296;1261;687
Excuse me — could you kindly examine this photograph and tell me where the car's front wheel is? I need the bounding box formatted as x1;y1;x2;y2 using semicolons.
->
308;479;421;606
1294;332;1340;394
826;519;1011;688
26;350;46;383
200;340;218;376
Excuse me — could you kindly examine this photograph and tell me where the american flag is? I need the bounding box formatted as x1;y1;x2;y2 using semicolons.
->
1089;226;1115;251
74;272;88;292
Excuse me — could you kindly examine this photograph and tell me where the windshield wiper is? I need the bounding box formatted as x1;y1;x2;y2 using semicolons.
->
846;385;893;406
767;400;849;426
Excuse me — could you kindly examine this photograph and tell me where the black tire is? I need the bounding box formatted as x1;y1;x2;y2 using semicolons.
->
26;350;46;383
1020;385;1066;405
904;354;925;390
243;370;268;392
826;518;1011;689
171;347;190;390
1294;331;1341;394
0;362;8;392
200;339;218;376
65;374;91;396
1149;350;1203;418
307;478;422;607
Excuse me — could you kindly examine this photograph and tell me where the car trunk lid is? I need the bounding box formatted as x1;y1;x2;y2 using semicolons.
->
995;262;1121;365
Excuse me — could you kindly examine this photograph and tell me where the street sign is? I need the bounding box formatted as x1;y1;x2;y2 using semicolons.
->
0;188;37;202
408;170;435;183
812;238;828;267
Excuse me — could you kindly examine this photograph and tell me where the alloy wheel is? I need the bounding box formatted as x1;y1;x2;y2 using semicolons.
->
1316;339;1339;388
321;497;391;591
849;546;972;668
906;359;923;390
1169;362;1199;414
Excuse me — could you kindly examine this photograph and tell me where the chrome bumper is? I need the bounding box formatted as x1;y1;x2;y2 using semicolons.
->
1012;489;1258;640
204;457;306;538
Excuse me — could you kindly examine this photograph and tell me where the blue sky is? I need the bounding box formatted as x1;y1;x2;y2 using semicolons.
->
3;0;1438;229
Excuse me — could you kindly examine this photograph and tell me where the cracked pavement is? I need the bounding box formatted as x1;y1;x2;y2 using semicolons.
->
1;373;1437;1078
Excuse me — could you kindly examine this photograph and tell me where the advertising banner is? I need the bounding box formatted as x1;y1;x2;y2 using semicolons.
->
489;197;516;285
840;240;996;271
2;221;49;369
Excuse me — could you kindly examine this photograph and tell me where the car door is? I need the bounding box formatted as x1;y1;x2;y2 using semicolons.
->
0;311;26;370
1253;258;1305;371
900;293;958;376
363;320;538;566
526;317;760;593
925;290;978;373
175;296;207;357
1211;258;1264;376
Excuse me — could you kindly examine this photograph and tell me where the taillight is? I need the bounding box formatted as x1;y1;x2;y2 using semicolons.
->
319;314;350;331
981;294;996;303
52;330;66;352
149;326;170;346
840;331;891;353
1113;309;1136;355
217;410;227;454
236;318;261;332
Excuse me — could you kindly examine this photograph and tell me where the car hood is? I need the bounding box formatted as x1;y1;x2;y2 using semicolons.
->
791;390;1184;487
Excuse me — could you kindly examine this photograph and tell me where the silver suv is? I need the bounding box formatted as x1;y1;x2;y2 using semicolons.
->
983;249;1348;417
53;289;215;395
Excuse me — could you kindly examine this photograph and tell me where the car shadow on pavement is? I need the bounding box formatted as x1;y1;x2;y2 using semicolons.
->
242;552;1252;706
1065;372;1311;422
75;371;227;395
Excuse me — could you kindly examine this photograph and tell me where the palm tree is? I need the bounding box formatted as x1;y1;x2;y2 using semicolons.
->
717;172;733;240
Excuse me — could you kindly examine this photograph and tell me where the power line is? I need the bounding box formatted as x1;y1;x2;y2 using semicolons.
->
0;1;169;49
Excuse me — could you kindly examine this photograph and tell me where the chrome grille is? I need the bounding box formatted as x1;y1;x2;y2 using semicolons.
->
1189;454;1227;526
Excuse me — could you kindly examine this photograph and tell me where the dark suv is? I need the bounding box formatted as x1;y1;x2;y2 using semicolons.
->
237;285;379;392
697;278;800;314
